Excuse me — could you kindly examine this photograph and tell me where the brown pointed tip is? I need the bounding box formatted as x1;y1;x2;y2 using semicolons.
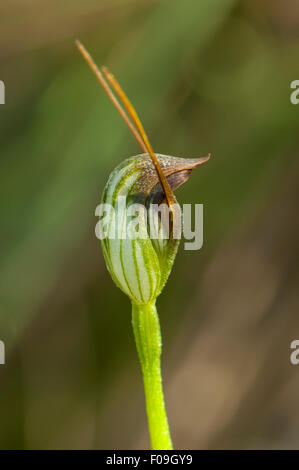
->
180;153;211;170
75;39;88;58
193;153;211;166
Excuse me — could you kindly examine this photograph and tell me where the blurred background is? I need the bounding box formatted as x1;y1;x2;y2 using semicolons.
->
1;0;299;449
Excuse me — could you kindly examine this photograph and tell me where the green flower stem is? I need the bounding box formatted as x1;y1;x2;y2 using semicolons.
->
132;301;173;450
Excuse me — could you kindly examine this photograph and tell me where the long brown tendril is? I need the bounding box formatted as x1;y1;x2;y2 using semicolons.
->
75;40;175;208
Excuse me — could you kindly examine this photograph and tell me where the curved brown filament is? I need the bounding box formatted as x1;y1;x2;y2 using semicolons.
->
75;40;175;208
75;40;146;153
101;67;175;207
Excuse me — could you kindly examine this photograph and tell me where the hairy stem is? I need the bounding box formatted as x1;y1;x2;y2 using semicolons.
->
131;301;173;450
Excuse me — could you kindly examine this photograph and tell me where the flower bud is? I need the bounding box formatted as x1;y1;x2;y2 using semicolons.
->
100;153;208;305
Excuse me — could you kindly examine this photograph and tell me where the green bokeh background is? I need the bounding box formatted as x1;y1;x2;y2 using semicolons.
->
1;0;299;449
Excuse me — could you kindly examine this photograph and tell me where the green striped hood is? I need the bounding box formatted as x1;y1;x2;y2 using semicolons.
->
100;153;205;305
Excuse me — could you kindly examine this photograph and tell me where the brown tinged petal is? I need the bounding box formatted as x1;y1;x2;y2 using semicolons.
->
131;153;210;204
